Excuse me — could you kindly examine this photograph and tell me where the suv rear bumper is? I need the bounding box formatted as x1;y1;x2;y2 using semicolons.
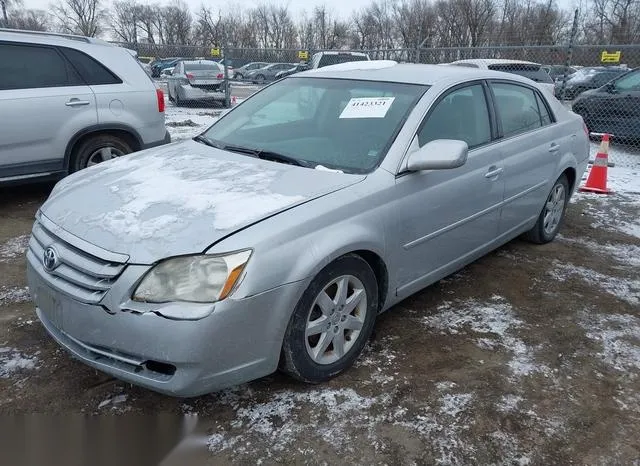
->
142;130;171;150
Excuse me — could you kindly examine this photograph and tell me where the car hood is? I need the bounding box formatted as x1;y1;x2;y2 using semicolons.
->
40;140;366;264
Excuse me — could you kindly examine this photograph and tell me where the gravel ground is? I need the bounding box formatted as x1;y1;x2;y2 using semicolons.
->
0;129;638;464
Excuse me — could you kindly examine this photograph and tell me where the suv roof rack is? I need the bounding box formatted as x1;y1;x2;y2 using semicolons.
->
0;28;108;44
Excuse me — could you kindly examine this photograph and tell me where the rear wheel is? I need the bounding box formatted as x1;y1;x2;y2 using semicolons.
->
71;134;132;172
524;174;569;244
280;254;378;383
256;74;266;84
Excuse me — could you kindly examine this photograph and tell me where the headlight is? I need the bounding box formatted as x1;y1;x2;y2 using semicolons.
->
132;250;252;303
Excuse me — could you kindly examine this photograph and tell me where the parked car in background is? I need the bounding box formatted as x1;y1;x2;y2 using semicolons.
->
27;62;588;396
572;67;640;140
275;63;309;80
160;66;175;78
234;62;269;80
448;59;555;93
151;57;182;77
167;60;227;106
555;66;628;100
245;63;296;83
542;64;578;82
309;51;371;69
0;29;170;185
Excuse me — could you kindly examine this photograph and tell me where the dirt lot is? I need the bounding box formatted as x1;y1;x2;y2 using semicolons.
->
0;141;639;464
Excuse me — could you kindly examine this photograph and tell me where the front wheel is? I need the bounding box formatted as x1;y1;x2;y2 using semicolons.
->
280;254;379;383
524;174;569;244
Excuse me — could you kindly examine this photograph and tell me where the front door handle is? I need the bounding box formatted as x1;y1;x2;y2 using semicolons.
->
485;167;503;179
65;99;90;107
549;143;560;153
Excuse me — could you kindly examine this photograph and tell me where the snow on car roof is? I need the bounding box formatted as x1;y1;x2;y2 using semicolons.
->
449;59;542;67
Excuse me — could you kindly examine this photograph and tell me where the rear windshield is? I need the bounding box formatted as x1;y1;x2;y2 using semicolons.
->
184;63;220;71
318;54;369;68
488;64;553;83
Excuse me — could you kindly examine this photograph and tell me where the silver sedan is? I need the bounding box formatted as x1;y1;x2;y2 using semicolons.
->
27;62;589;396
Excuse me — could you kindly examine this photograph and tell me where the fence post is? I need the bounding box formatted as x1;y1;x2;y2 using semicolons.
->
560;8;580;101
223;44;231;109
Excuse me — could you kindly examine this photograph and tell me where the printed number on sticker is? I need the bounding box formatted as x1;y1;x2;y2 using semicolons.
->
339;97;395;119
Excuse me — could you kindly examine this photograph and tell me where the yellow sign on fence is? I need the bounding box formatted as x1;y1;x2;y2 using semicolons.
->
210;47;221;57
298;50;309;61
601;50;621;63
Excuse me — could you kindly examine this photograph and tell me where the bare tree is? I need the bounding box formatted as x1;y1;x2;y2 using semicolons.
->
111;0;141;43
158;1;191;44
52;0;107;37
2;0;22;28
8;9;49;30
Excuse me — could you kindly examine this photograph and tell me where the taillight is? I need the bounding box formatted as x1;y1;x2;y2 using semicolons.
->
156;88;165;113
217;73;224;79
186;73;194;80
583;121;589;136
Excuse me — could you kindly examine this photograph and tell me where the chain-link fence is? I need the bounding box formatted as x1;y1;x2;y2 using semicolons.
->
119;40;640;166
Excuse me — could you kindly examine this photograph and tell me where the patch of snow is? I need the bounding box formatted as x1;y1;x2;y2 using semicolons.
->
557;235;640;268
440;393;473;417
0;286;30;306
68;152;306;239
0;235;29;262
549;262;639;306
423;296;549;380
97;394;129;410
315;164;344;173
579;312;640;376
497;394;524;413
0;348;38;378
208;387;388;459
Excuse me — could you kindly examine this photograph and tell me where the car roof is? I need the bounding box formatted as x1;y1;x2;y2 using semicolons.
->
450;58;542;67
296;61;543;87
182;60;219;65
0;28;112;47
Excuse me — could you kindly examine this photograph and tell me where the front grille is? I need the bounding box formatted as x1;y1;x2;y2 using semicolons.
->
28;219;126;304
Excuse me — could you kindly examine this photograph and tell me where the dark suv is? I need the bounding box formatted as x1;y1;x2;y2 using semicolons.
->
572;68;640;141
555;66;628;100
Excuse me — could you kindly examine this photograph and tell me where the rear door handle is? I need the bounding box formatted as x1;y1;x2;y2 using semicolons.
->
65;99;90;107
485;167;503;179
549;143;560;153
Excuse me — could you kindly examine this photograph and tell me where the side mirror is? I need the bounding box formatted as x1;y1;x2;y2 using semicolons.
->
406;139;468;171
604;82;617;93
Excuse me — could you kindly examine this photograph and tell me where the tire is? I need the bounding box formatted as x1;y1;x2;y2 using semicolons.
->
256;74;265;84
524;174;570;244
175;91;182;106
280;254;379;384
71;134;133;172
168;87;174;103
235;73;243;80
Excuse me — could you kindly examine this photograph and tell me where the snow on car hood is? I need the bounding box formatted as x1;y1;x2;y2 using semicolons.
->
40;140;365;264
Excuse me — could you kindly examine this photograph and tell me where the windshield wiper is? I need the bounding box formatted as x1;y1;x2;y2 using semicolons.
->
221;144;308;167
193;135;224;149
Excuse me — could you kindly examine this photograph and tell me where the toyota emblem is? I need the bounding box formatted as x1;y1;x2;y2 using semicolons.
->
43;247;60;272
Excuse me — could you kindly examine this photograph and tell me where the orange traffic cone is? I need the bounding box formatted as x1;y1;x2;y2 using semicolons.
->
580;134;613;194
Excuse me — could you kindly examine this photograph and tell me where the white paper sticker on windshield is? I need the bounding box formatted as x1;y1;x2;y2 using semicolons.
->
339;97;395;119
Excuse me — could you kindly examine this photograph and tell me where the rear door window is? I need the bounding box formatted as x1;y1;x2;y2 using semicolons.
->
60;47;122;85
0;43;82;90
491;82;548;137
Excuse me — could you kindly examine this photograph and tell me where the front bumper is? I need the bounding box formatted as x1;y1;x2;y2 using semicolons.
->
27;254;308;397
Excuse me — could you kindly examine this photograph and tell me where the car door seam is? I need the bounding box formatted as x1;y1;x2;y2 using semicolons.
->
503;180;549;206
403;201;503;250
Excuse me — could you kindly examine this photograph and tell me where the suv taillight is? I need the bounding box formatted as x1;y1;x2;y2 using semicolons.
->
583;121;589;136
156;88;165;113
217;73;224;79
186;73;194;80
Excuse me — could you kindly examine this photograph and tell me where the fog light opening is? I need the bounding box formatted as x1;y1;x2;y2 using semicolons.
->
144;360;176;376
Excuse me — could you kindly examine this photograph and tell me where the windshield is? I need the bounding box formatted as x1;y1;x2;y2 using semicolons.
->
488;64;553;83
201;77;427;174
318;54;369;68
